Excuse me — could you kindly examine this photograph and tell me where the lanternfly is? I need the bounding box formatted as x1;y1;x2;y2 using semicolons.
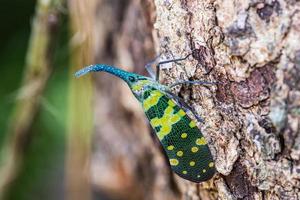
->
75;56;216;183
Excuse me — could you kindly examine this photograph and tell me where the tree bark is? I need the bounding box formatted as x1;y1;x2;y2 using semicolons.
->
90;0;300;199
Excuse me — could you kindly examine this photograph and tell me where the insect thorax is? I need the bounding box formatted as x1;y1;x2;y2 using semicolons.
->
130;79;167;101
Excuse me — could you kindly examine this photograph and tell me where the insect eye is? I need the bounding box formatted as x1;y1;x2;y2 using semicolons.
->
128;76;136;82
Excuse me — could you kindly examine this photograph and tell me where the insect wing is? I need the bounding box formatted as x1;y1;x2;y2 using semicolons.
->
141;88;215;183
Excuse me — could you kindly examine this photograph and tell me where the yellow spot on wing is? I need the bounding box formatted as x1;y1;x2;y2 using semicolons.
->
189;161;195;166
165;106;174;115
170;115;180;123
181;133;187;138
167;145;174;150
182;170;187;174
189;121;197;128
161;126;171;135
176;151;183;157
160;117;169;126
150;118;160;127
178;109;186;117
132;84;141;91
209;162;214;168
158;133;164;140
169;159;179;166
202;169;206;173
149;98;157;105
196;137;207;145
168;99;176;107
143;102;149;110
143;90;163;111
191;146;199;153
152;90;162;96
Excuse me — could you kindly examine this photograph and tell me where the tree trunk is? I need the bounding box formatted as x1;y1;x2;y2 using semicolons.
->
90;0;300;199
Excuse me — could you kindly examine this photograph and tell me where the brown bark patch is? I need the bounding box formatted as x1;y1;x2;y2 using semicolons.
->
192;46;216;74
256;0;281;23
224;161;257;200
230;65;276;108
215;78;234;104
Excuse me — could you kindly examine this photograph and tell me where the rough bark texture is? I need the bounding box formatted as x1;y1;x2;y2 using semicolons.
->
90;0;300;200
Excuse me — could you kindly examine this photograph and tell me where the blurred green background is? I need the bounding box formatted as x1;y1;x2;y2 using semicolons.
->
0;1;68;199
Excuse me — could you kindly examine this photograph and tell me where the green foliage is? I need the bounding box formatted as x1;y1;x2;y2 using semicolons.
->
0;1;69;199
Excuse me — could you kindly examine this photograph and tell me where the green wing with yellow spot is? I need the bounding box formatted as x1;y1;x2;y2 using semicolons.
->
141;88;215;183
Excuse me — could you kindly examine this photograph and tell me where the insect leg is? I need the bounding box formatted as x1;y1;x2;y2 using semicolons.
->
154;53;192;81
145;53;193;81
169;80;219;88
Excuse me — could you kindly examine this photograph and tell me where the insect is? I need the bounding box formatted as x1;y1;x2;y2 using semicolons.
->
75;56;216;183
